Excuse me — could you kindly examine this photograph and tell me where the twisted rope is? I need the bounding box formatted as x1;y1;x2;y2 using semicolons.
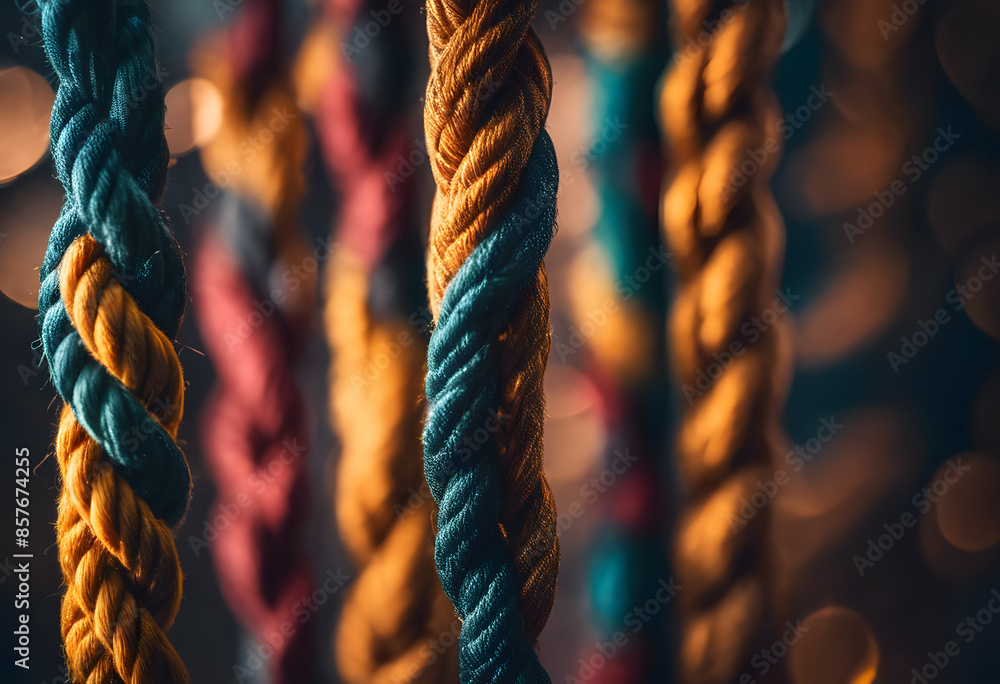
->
423;0;560;678
189;3;314;681
38;0;191;681
318;0;457;680
658;1;790;682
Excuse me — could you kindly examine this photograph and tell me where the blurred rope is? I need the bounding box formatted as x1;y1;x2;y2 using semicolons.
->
574;0;671;679
190;1;316;681
38;0;192;681
659;0;792;682
317;0;458;680
422;0;561;677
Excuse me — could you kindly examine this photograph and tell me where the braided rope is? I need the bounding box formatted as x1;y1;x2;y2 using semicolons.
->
658;1;790;682
318;0;457;679
326;250;458;683
423;0;560;677
189;4;315;681
38;0;191;681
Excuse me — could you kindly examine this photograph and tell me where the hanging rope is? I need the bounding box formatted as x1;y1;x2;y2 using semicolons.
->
318;0;458;680
38;0;191;681
423;0;560;679
658;0;790;682
189;2;315;681
573;0;669;679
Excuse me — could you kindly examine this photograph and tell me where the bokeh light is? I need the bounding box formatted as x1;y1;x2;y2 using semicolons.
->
0;67;54;185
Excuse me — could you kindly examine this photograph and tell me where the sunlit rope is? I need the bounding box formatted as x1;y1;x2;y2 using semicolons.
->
422;0;561;678
318;0;458;679
658;0;791;682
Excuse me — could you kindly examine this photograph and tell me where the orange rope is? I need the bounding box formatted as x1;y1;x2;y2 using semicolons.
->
659;0;791;682
327;250;458;683
57;235;189;684
424;0;560;646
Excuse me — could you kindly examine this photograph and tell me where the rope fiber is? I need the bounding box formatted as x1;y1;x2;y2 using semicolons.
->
423;0;561;676
38;0;191;681
318;0;458;679
659;0;791;682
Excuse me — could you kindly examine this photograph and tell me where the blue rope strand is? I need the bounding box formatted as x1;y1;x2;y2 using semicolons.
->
423;131;558;683
37;0;190;526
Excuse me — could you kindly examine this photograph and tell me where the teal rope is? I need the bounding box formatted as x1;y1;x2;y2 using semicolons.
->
37;0;190;525
423;132;558;683
580;45;672;678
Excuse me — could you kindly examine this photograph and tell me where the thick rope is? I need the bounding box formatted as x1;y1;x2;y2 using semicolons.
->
658;1;790;682
189;3;314;682
38;0;191;681
318;0;457;680
423;0;560;677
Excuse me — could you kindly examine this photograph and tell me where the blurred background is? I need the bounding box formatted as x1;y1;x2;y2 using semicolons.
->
1;0;1000;682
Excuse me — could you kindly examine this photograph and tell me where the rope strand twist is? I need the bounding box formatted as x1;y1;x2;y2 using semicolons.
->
38;0;191;681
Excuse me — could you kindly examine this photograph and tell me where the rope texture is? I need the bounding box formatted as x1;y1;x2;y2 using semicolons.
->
659;0;790;682
38;0;191;681
423;0;560;676
190;3;315;681
318;0;458;679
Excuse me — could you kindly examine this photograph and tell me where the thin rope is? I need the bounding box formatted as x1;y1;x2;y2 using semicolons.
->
38;0;191;681
189;2;315;681
658;0;791;682
423;0;560;678
317;0;458;679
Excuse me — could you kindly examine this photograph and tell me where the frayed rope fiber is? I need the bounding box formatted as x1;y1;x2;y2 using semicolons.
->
423;132;558;683
38;0;191;681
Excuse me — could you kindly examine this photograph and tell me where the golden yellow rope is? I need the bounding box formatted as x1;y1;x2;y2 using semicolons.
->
659;1;791;682
328;250;459;683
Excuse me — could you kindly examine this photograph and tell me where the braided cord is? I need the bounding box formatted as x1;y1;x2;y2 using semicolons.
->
659;1;790;682
190;3;315;681
38;0;191;681
318;0;458;679
423;0;560;676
